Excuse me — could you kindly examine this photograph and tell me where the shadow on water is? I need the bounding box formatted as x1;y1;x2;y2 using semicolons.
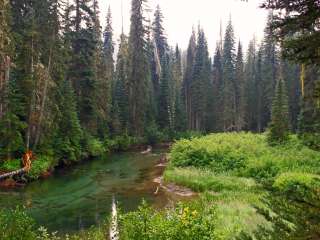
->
0;150;169;234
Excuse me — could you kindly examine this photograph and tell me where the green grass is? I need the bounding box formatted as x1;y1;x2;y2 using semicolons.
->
164;167;258;192
0;155;55;180
160;133;320;239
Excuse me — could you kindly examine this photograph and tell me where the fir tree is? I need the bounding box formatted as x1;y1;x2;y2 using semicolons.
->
114;33;130;133
182;29;196;130
235;41;245;131
222;19;236;131
268;75;290;144
190;27;211;131
128;0;150;136
260;13;279;130
212;45;223;131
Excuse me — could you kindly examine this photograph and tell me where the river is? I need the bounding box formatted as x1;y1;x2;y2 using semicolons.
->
0;150;169;234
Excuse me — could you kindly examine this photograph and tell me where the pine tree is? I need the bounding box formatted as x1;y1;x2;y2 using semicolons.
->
158;55;171;129
244;38;257;131
128;0;150;136
212;45;223;131
235;41;245;131
0;79;26;161
260;13;279;130
190;27;211;131
54;80;83;161
114;33;130;133
267;75;290;144
222;19;236;131
182;29;196;130
172;45;186;132
69;0;98;135
97;5;114;137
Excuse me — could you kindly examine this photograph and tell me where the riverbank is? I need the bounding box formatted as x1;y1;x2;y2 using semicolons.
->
119;133;320;239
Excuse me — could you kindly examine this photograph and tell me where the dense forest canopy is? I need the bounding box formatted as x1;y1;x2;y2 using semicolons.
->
0;0;319;162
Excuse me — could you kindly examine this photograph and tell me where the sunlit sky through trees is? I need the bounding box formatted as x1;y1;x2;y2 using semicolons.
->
99;0;268;53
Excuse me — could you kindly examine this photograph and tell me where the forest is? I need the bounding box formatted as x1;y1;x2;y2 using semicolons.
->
0;0;320;239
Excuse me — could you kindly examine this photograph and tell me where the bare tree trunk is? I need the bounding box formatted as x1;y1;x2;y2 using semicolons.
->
26;37;34;150
34;46;53;148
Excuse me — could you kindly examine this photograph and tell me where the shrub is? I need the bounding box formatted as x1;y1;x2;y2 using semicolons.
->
0;207;37;240
83;137;106;157
119;200;218;240
273;172;320;207
1;156;54;180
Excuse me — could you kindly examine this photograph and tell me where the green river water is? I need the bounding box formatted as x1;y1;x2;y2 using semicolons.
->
0;151;169;234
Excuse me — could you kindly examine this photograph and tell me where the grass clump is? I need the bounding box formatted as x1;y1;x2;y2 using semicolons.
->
163;132;320;239
164;167;257;192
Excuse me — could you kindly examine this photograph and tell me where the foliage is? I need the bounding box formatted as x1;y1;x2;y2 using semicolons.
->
267;77;290;145
119;200;217;240
164;167;257;192
82;135;106;158
170;133;320;182
1;155;54;180
0;207;37;240
273;172;320;207
104;134;137;152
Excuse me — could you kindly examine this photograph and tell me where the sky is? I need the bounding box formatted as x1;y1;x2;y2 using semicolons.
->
98;0;268;54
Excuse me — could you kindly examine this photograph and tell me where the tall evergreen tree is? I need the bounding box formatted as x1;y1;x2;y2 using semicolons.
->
268;74;290;144
190;27;211;131
212;45;223;131
98;5;114;137
235;41;245;131
244;38;258;131
69;0;98;135
182;29;196;130
260;13;279;130
128;0;150;136
222;19;236;131
114;33;130;134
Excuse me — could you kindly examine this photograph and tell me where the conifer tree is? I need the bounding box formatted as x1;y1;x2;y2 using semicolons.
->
114;33;130;133
212;45;223;131
158;55;172;129
244;38;257;131
172;45;186;131
69;0;98;135
190;28;211;131
54;80;83;161
268;74;290;144
222;19;236;131
260;13;279;130
182;29;196;130
128;0;150;136
235;41;245;131
98;5;114;137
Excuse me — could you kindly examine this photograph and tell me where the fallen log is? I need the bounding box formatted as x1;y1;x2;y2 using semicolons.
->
0;168;26;181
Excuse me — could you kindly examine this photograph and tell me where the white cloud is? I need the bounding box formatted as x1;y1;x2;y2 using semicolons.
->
98;0;268;54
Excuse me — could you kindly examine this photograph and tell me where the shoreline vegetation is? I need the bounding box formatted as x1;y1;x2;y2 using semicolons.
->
1;133;320;239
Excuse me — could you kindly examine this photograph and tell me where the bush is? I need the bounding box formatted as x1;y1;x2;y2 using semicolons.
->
144;121;166;145
169;133;320;181
82;135;106;158
273;172;320;207
119;200;218;240
1;156;54;180
0;207;37;240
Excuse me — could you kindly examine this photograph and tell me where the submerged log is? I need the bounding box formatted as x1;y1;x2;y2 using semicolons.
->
141;145;152;154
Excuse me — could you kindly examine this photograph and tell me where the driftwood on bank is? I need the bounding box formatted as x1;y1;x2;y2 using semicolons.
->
0;151;33;181
0;168;27;181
